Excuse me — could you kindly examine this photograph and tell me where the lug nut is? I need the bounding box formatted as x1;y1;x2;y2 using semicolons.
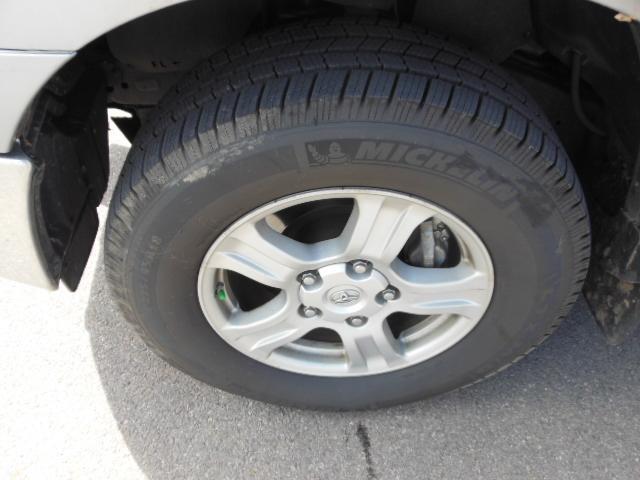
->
351;260;370;274
302;306;320;318
300;272;319;286
381;287;399;302
346;316;368;327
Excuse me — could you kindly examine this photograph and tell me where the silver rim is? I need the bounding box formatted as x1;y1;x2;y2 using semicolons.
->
198;188;494;377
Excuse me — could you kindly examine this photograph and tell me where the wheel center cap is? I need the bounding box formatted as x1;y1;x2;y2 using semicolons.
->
328;287;361;305
299;263;388;320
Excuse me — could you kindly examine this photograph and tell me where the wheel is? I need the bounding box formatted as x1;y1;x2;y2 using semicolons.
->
105;18;590;409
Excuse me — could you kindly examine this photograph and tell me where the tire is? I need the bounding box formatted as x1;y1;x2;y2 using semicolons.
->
105;18;590;409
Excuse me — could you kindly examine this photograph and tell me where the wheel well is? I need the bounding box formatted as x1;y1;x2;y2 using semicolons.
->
98;0;640;196
20;0;640;314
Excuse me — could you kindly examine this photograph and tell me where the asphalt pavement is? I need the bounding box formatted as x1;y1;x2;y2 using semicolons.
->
1;123;640;479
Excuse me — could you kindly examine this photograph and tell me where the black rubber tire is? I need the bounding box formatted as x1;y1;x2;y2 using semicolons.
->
105;18;590;410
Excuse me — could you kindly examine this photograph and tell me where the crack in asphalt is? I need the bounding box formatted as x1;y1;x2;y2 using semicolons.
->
356;422;377;480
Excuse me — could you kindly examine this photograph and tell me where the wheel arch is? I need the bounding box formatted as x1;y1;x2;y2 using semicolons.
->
0;0;192;51
0;0;637;52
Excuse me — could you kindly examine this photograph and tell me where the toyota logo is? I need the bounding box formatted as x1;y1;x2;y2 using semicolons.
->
329;289;361;305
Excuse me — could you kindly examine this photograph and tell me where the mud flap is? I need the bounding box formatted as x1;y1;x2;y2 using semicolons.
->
20;58;109;291
585;210;640;344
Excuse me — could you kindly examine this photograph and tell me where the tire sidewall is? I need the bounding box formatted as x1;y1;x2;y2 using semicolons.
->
123;123;575;409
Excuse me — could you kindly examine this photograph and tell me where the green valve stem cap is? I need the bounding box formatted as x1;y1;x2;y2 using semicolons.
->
216;284;227;301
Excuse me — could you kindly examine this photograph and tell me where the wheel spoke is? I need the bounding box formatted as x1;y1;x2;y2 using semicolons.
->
391;261;491;318
338;193;435;263
209;219;312;288
340;322;405;372
222;293;310;359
